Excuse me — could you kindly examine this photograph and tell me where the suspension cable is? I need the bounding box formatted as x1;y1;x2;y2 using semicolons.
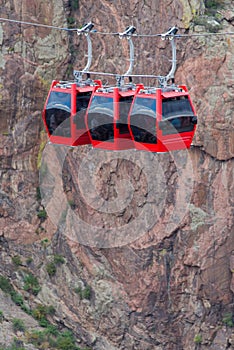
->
0;17;76;31
0;17;234;37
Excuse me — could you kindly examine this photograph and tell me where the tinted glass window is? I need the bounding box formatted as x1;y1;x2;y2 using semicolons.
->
87;96;114;142
162;96;193;118
76;92;92;112
45;92;71;137
161;96;195;135
89;96;113;112
74;92;92;129
118;96;133;135
46;91;71;111
130;97;157;144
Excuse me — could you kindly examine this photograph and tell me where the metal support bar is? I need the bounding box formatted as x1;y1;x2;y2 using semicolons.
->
160;26;178;87
124;38;134;77
74;22;94;82
118;25;136;86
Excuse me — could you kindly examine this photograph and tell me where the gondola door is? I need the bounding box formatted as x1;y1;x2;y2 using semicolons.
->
86;87;134;151
114;88;134;150
86;90;114;150
128;88;158;152
71;83;101;146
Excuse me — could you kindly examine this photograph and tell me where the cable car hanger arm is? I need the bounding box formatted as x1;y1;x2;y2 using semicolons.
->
74;25;179;89
160;26;178;87
118;25;136;86
74;22;94;82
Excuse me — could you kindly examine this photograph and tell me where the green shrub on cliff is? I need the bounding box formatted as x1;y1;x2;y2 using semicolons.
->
37;208;47;220
205;0;224;9
0;339;26;350
32;304;55;321
194;333;202;344
23;273;41;295
0;275;14;294
46;262;56;276
74;285;91;300
0;310;3;322
0;275;27;310
27;328;81;350
12;318;26;332
222;313;234;327
56;331;78;350
12;255;22;266
53;254;65;265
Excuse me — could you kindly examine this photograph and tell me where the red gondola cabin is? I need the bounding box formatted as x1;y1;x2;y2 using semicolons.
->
128;85;197;152
42;80;102;146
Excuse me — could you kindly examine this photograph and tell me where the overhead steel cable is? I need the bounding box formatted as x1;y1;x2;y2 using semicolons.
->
0;17;234;37
0;17;76;31
174;31;234;37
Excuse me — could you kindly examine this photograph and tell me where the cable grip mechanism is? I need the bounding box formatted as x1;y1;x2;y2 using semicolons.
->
77;22;94;36
161;26;178;40
119;25;136;40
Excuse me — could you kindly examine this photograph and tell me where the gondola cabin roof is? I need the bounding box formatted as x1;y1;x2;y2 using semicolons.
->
161;90;189;99
93;86;137;97
49;79;102;93
135;85;190;98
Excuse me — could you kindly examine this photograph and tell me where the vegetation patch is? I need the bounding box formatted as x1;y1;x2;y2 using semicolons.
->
32;304;55;322
74;285;92;300
12;255;22;266
53;254;65;265
0;276;89;349
37;139;47;170
36;187;42;201
205;0;224;9
46;262;57;277
0;275;29;312
194;333;202;344
0;339;26;350
222;313;234;327
26;257;33;265
0;275;14;294
67;17;76;27
41;238;50;248
26;328;84;350
11;292;25;307
12;318;26;333
189;204;207;231
0;310;3;322
193;14;221;32
23;273;41;295
71;0;79;10
46;255;65;277
0;277;89;350
37;208;47;220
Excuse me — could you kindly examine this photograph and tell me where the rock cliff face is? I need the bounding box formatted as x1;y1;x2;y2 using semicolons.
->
0;0;233;349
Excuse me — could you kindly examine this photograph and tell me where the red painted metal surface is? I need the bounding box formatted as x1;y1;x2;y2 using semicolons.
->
43;81;197;153
86;86;135;150
128;86;197;152
42;80;101;146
